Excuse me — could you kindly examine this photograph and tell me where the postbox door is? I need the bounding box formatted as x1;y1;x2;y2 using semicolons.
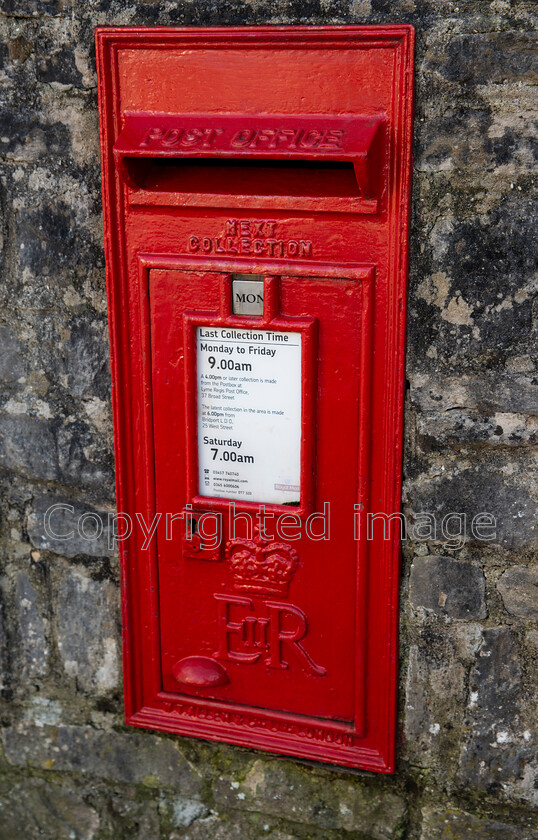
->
150;267;370;726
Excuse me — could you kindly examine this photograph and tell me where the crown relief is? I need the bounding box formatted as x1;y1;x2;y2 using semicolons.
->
225;527;299;597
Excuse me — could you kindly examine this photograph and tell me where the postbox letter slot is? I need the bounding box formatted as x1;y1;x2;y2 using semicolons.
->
113;112;385;211
121;158;362;197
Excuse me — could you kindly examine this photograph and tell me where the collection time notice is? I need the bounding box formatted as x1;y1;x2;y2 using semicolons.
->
197;326;302;504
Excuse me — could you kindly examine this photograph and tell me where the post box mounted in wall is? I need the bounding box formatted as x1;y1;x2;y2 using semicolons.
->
96;25;414;772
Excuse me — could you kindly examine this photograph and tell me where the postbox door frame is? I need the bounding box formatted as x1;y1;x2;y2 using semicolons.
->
124;252;384;769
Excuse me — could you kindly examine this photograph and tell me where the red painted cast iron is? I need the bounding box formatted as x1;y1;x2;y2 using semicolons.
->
96;25;414;772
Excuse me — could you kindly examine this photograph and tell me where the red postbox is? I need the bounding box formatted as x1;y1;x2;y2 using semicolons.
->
96;25;414;772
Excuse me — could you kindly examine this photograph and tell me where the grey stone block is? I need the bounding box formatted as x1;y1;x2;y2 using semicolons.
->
36;46;84;88
160;796;209;829
15;197;103;278
0;413;58;481
54;568;119;694
0;778;100;840
109;796;161;840
408;467;537;549
27;494;115;558
420;805;538;840
414;94;538;176
61;318;110;400
0;108;71;163
0;587;6;692
183;818;296;840
409;555;487;619
213;759;406;838
459;627;535;793
438;32;538;86
407;193;538;367
1;723;202;794
416;411;538;448
16;571;49;679
56;420;114;497
497;566;538;620
403;624;482;773
0;325;25;384
410;373;538;418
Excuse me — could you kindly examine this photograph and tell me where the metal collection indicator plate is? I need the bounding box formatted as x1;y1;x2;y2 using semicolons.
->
197;326;301;503
231;276;264;316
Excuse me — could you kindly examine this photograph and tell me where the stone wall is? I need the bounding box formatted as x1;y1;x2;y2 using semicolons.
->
0;2;536;838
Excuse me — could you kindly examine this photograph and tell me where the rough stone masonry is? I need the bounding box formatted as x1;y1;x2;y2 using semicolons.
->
0;2;536;839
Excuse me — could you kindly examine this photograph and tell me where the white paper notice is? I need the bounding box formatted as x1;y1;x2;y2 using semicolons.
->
197;327;301;504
